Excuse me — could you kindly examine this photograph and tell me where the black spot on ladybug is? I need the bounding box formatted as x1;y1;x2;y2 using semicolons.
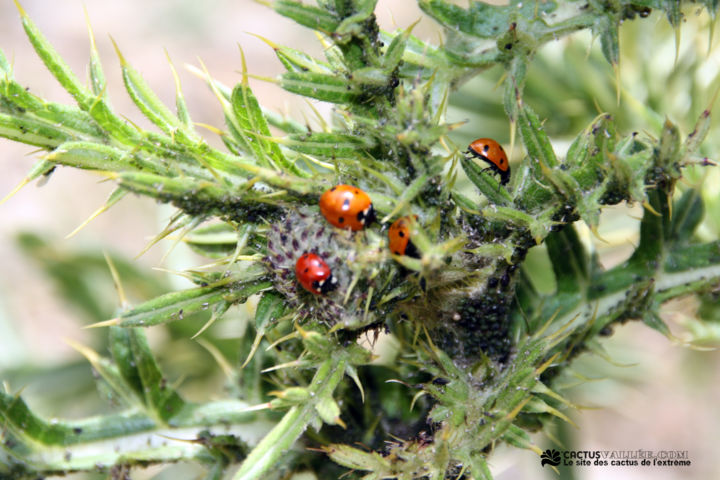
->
330;186;337;191
338;216;345;224
398;231;405;238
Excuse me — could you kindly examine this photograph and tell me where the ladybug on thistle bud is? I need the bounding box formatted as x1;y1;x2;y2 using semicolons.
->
466;138;510;186
295;252;337;295
319;184;375;231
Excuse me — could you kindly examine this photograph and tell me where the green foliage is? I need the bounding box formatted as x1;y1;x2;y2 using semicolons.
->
1;0;720;479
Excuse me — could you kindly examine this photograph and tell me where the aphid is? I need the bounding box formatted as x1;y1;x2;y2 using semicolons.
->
467;138;510;185
319;184;375;230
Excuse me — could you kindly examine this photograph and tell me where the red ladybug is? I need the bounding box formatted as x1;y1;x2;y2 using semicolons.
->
295;253;337;294
319;184;375;231
467;138;510;185
388;215;419;258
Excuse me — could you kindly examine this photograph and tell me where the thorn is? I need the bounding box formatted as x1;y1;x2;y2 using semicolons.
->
261;359;302;373
238;402;273;413
0;177;31;206
195;57;230;107
238;43;249;87
64;337;102;363
191;310;220;340
164;49;183;97
614;62;620;107
505;396;532;421
334;416;347;429
66;190;126;239
83;6;98;52
195;338;235;379
313;31;333;50
246;32;279;51
135;212;187;259
409;390;427;412
642;200;661;216
588;225;609;244
12;0;27;17
265;331;300;350
534;352;560;376
243;72;278;84
241;331;264;368
404;17;422;36
159;217;202;265
194;122;225;135
103;251;128;307
83;318;120;329
108;36;127;67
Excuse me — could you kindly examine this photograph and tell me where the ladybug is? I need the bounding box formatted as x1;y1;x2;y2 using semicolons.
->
319;184;375;231
388;215;419;258
467;138;510;185
295;253;337;295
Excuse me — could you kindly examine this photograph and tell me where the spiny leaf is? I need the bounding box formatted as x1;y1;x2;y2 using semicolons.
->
593;14;620;66
516;102;558;170
381;19;419;71
232;355;349;480
460;154;512;205
230;81;305;176
113;38;189;139
282;132;374;158
273;0;340;33
545;226;589;293
281;71;359;103
669;189;704;245
0;112;83;149
45;141;140;171
84;10;106;97
109;327;186;422
324;444;390;471
16;4;140;143
102;275;270;328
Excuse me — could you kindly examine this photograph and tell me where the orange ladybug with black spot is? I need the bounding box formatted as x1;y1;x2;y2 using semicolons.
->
467;138;510;185
388;215;420;258
319;184;375;230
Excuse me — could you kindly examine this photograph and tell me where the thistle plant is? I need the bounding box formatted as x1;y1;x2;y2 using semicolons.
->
1;0;720;479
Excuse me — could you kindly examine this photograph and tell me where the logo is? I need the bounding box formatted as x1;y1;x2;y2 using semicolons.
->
540;449;561;467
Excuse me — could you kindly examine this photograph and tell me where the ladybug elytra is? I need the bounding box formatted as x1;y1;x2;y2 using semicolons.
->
295;252;337;295
467;138;510;186
319;184;375;231
388;215;420;258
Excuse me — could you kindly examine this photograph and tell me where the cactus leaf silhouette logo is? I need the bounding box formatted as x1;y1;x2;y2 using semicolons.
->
540;449;561;467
